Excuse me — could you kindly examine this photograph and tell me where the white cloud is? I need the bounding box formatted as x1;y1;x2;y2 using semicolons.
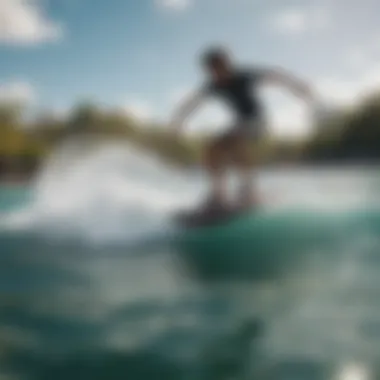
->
270;6;331;35
0;0;63;45
317;66;380;107
271;9;307;34
122;100;153;122
267;64;380;137
330;33;380;103
262;64;380;138
155;0;191;12
317;79;359;105
260;88;310;138
0;81;35;104
271;105;308;138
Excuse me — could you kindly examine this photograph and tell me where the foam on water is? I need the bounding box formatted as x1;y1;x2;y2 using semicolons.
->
0;138;200;244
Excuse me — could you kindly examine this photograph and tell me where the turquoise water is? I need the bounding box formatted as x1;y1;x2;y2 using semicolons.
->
0;186;31;211
1;141;380;379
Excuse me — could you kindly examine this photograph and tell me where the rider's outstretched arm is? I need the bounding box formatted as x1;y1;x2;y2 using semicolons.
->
260;67;315;103
170;90;207;133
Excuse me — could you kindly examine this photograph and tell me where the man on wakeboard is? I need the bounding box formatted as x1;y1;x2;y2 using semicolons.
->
170;47;314;211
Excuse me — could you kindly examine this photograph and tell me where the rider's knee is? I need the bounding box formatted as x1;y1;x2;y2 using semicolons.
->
233;146;253;167
204;140;224;169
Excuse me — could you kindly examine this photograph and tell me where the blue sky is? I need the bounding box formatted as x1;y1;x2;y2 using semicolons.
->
1;0;380;137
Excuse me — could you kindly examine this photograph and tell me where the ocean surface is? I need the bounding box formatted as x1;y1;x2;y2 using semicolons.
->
0;139;380;380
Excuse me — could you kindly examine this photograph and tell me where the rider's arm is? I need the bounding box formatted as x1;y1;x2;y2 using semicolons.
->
258;67;314;102
170;89;208;133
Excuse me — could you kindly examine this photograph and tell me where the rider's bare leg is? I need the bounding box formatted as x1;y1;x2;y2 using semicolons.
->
203;138;229;208
233;137;258;207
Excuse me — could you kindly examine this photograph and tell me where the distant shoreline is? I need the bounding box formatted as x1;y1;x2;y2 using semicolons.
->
182;160;380;172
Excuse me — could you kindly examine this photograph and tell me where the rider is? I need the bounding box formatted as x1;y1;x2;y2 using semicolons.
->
170;46;314;210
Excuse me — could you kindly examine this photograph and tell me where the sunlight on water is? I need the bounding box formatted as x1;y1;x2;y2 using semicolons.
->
335;362;371;380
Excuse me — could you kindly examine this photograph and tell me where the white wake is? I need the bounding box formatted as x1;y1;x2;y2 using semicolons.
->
0;138;200;245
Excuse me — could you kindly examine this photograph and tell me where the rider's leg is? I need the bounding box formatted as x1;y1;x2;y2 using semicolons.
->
203;136;230;207
233;120;264;207
232;136;258;207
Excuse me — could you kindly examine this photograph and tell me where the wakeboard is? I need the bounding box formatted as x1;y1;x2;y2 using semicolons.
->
175;203;256;228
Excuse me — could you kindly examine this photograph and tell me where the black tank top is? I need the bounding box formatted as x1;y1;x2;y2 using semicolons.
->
203;68;263;121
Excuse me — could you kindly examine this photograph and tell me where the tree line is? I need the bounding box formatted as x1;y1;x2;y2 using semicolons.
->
0;92;379;181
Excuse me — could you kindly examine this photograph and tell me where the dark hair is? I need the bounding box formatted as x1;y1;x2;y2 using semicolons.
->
201;47;229;67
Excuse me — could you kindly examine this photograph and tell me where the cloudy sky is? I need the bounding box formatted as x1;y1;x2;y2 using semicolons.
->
1;0;380;137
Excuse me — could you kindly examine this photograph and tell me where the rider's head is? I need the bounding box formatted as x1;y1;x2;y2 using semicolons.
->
201;46;233;80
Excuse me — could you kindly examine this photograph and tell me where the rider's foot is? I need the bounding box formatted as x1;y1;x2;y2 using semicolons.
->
236;188;258;209
200;192;228;212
